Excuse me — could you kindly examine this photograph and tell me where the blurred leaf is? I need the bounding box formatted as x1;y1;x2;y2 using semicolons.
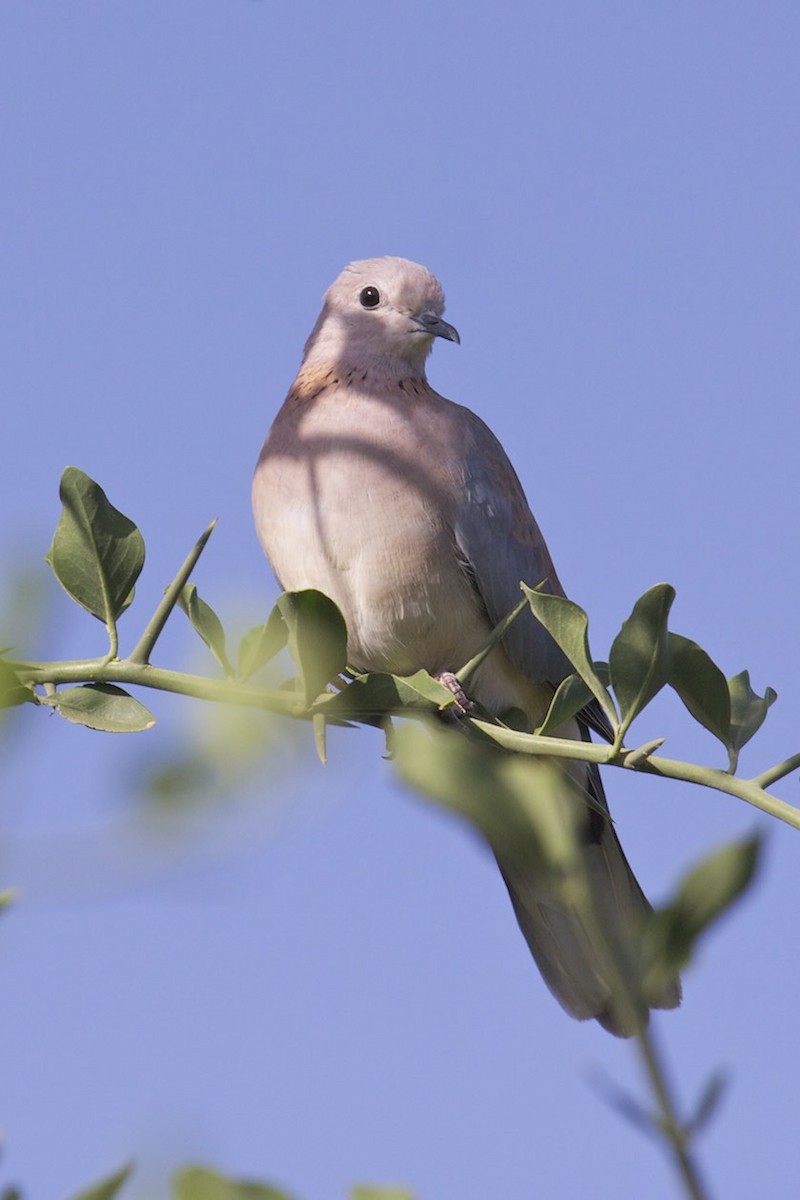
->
521;586;617;726
319;669;454;720
0;564;52;661
144;753;217;809
173;1165;296;1200
393;723;645;1028
54;683;156;733
0;890;14;910
352;1188;414;1200
277;590;348;707
393;721;588;874
46;467;144;624
686;1070;728;1136
70;1162;133;1200
178;583;233;676
668;633;731;747
609;584;674;736
0;660;35;708
238;606;288;680
643;835;761;995
535;672;592;735
587;1069;658;1137
139;702;294;817
727;671;777;770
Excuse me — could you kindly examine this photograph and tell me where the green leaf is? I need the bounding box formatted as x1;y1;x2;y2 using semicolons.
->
318;669;455;721
178;583;233;676
534;672;592;736
54;683;156;733
0;890;14;910
0;660;35;708
498;705;529;732
172;1165;296;1200
237;605;288;681
727;671;777;770
609;584;675;736
593;660;611;688
277;589;348;707
70;1162;133;1200
352;1188;414;1200
521;586;617;726
46;467;144;624
643;835;761;996
668;633;731;747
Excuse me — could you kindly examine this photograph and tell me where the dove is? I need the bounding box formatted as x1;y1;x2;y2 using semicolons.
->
252;256;680;1035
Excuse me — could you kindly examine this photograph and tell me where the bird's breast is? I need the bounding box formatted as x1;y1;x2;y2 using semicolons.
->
253;387;490;675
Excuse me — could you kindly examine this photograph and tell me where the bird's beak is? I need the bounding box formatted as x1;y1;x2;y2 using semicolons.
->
413;311;461;344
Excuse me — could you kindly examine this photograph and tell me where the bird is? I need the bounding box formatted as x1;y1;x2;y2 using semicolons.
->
252;256;681;1035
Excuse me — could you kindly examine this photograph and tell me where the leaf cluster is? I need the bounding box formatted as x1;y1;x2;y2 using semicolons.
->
0;470;781;784
1;467;798;1200
62;1162;410;1200
0;470;784;1027
524;584;776;772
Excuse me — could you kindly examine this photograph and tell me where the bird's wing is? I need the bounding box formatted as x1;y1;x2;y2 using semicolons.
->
453;408;614;741
453;408;573;680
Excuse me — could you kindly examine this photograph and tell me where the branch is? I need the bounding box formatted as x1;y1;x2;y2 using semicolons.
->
12;657;306;719
469;718;800;832
9;651;800;832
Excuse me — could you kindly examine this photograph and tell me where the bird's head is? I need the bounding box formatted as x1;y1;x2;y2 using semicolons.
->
302;256;460;377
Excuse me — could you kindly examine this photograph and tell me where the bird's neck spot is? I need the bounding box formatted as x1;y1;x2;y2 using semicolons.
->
397;377;423;397
290;362;427;404
290;364;340;402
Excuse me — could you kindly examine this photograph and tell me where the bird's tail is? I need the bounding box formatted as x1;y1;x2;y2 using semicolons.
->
493;764;681;1037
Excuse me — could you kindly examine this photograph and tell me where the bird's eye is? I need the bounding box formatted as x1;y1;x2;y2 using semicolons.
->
359;286;381;309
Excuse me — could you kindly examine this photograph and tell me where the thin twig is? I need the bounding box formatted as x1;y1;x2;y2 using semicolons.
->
456;596;529;685
751;753;800;790
128;520;217;664
635;1027;711;1200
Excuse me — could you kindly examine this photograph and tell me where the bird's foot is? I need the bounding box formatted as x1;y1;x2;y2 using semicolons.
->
434;671;474;720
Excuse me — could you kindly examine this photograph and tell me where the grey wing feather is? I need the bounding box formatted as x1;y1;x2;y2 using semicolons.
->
454;412;616;744
453;410;573;686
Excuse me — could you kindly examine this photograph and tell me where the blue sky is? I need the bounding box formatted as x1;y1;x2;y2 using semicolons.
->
2;3;799;1197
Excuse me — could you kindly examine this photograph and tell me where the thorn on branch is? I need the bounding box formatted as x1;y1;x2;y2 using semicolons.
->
623;738;667;768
